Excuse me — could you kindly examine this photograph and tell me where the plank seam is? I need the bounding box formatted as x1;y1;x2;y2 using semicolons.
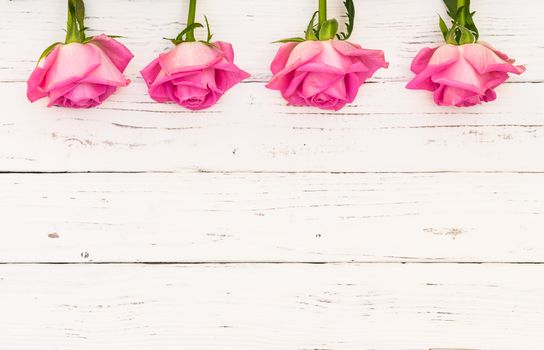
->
1;170;544;175
1;261;543;265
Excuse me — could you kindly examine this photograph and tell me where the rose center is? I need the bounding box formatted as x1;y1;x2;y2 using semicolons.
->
311;93;334;105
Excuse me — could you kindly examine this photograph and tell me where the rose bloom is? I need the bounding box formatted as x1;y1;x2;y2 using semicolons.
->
407;42;525;107
266;40;389;111
27;34;133;108
141;41;250;110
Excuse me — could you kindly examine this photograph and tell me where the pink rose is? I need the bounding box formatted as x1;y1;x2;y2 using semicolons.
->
407;42;526;107
266;40;389;111
27;34;133;108
141;41;250;110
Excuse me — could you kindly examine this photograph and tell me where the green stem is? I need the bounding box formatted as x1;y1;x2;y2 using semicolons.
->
457;0;466;26
319;0;327;24
186;0;198;41
65;0;86;44
65;0;79;43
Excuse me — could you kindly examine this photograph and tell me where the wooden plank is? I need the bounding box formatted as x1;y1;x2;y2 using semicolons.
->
1;172;543;263
1;0;542;173
0;263;543;349
1;82;543;172
1;0;541;83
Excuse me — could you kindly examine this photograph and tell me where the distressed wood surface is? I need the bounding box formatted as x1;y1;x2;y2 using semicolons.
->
1;264;543;350
1;82;544;172
2;0;542;83
1;0;543;349
0;0;543;172
1;172;543;263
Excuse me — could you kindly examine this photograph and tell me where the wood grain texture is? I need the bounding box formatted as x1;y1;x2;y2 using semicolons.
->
1;1;543;348
0;0;542;172
1;172;543;263
1;264;543;350
1;0;542;83
1;82;544;172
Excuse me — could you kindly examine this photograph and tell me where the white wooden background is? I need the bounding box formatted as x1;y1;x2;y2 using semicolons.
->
1;0;544;349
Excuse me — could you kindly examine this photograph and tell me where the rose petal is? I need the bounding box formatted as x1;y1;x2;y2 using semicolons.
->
283;40;324;69
215;65;250;93
80;44;130;87
432;57;487;95
140;57;162;87
410;47;436;74
433;53;511;95
323;78;348;101
331;40;389;77
148;82;177;103
43;43;101;92
268;40;385;110
429;45;461;65
478;41;515;62
175;84;209;101
214;41;235;62
406;42;523;106
296;62;344;75
406;46;459;92
149;69;200;88
344;73;361;102
159;42;222;75
49;83;115;108
64;83;108;103
178;88;219;111
48;83;80;106
482;89;497;103
438;85;482;107
171;70;213;88
283;71;308;97
89;34;134;72
266;41;323;91
285;91;307;107
307;92;343;111
316;41;356;72
406;61;456;91
299;72;345;101
270;42;299;75
463;43;525;75
27;44;61;102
